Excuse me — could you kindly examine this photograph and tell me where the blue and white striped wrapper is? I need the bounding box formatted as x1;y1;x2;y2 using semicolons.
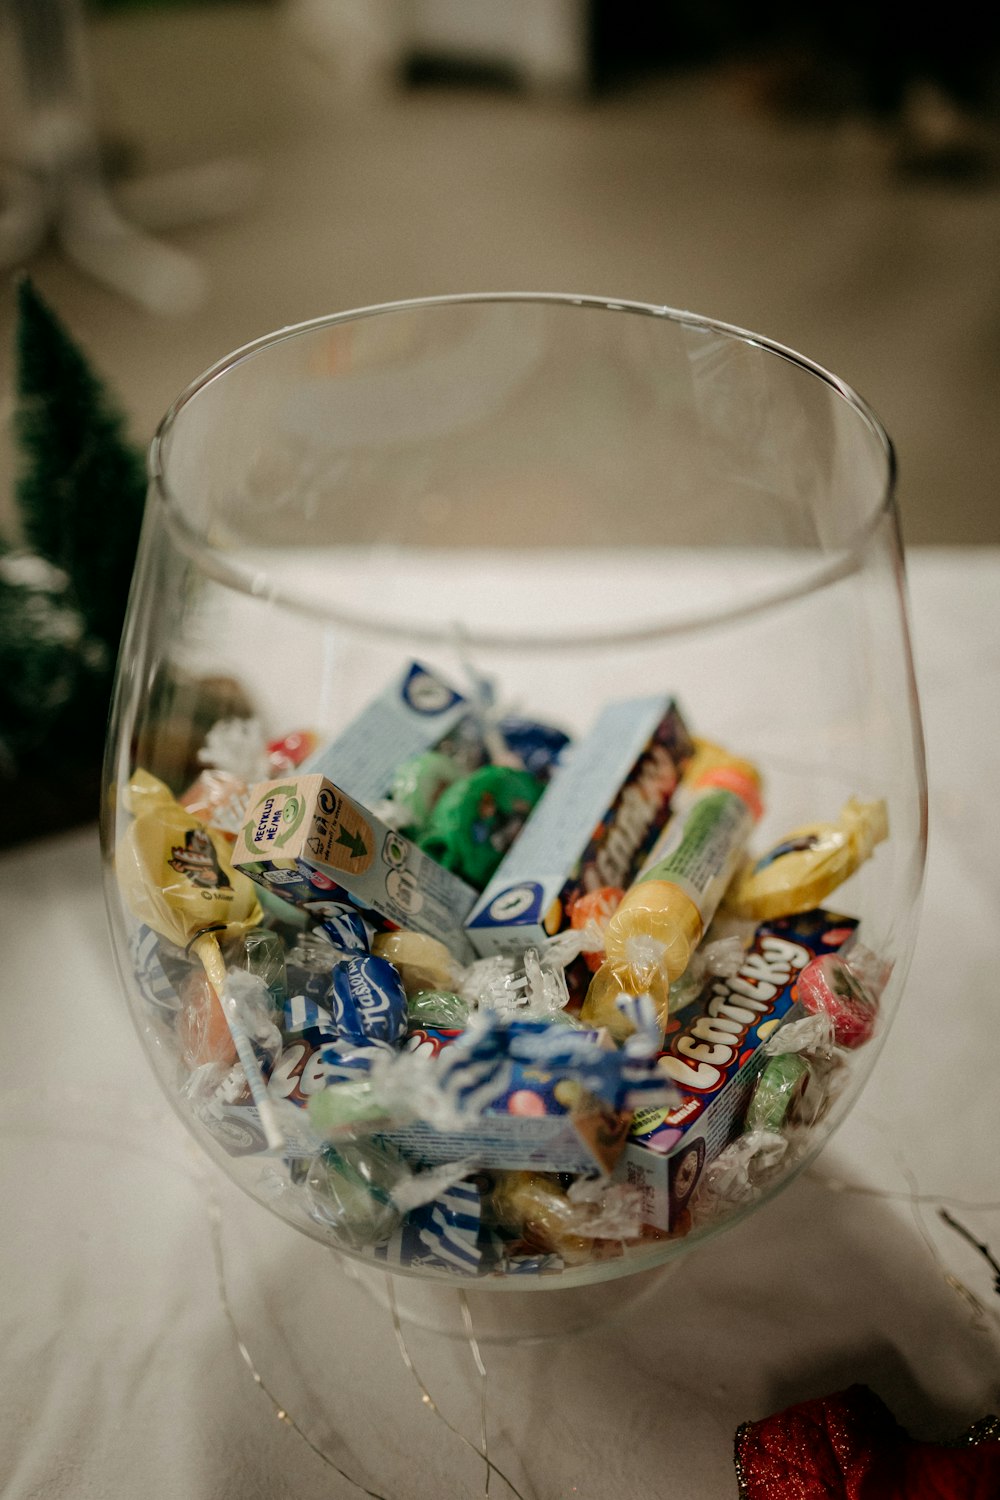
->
282;993;340;1045
424;1012;674;1118
617;993;680;1112
318;904;371;957
304;1010;672;1182
129;925;182;1015
433;1022;517;1117
614;990;661;1045
414;1178;482;1274
373;1179;483;1275
318;1037;394;1085
285;995;398;1085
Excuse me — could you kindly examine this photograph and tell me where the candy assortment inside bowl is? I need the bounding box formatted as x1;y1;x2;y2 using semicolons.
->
114;656;891;1282
102;295;926;1295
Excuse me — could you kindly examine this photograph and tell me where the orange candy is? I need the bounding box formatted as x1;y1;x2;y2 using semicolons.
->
570;885;624;971
177;969;237;1070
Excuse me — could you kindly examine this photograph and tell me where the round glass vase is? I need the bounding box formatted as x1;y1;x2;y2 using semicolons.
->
102;293;926;1320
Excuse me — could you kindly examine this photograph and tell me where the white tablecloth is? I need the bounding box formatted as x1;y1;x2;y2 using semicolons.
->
2;547;998;1499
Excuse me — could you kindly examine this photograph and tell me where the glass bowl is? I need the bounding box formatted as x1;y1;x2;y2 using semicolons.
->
101;293;927;1302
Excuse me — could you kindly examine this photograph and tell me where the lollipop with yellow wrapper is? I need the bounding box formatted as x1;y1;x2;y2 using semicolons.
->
116;771;285;1148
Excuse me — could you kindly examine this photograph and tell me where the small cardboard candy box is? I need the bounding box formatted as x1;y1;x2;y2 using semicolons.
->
334;1023;634;1177
465;694;694;957
231;775;478;960
616;909;859;1232
302;659;483;804
373;1109;631;1177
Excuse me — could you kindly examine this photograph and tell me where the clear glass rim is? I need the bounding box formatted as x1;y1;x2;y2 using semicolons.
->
148;291;899;651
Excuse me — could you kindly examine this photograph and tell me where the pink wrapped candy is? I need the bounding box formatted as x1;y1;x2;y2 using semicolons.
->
794;952;878;1049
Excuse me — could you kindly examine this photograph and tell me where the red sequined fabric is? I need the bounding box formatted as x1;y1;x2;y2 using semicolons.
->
734;1384;1000;1499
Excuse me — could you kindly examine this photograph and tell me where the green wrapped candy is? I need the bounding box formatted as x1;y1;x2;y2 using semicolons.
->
307;1080;386;1134
305;1140;407;1250
418;765;544;889
407;989;470;1028
390;751;461;832
746;1053;811;1133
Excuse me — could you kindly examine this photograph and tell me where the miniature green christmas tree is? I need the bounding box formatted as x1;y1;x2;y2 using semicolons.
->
0;279;146;839
13;277;146;655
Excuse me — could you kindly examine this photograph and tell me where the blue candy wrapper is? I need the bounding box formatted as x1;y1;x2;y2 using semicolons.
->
326;1012;677;1175
283;993;340;1045
129;924;182;1015
498;716;570;779
327;955;408;1047
319;905;371;957
372;1178;484;1276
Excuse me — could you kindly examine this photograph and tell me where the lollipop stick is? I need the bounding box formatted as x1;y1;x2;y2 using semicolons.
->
193;934;285;1152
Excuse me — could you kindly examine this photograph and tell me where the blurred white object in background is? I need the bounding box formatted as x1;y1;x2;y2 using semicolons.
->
287;0;404;95
287;0;589;94
0;0;258;316
408;0;588;91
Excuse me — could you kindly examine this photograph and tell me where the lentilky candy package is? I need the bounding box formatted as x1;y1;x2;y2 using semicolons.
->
616;908;859;1235
118;655;891;1279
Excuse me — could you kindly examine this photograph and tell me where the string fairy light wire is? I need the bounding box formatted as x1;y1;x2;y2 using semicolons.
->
132;1107;1000;1491
203;1168;528;1500
7;1091;995;1489
459;1290;492;1494
206;1189;391;1500
203;1161;999;1498
384;1275;527;1500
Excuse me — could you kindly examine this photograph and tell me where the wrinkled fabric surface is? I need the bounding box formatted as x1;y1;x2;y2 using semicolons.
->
2;551;999;1499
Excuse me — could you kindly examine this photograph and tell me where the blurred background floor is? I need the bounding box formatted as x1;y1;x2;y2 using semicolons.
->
1;0;999;543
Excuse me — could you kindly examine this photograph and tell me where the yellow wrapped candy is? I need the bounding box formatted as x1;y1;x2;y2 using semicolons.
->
596;749;761;994
490;1172;595;1266
116;771;285;1145
117;770;262;962
579;961;671;1043
580;743;762;1040
724;796;889;923
371;929;459;998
